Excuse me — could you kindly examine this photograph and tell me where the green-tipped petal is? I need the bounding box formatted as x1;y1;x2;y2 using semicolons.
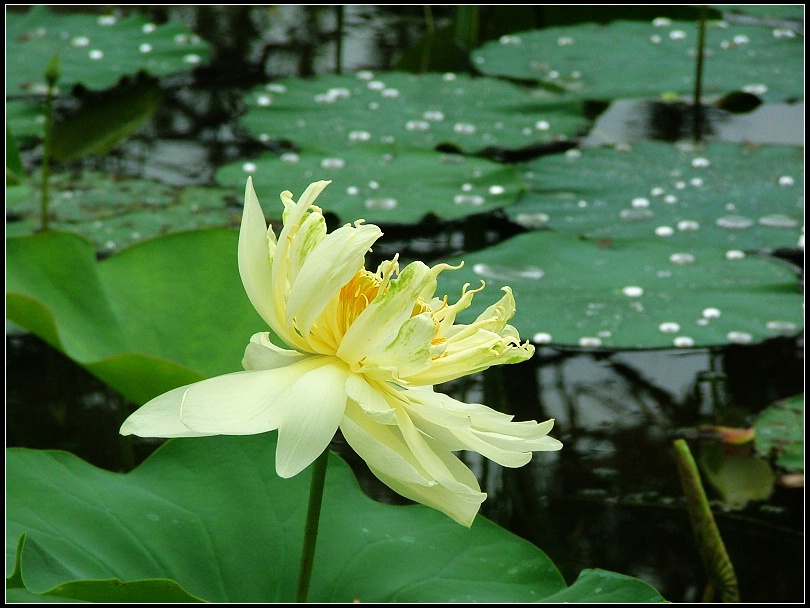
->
337;261;437;366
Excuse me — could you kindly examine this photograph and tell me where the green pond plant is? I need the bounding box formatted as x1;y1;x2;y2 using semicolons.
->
120;177;563;600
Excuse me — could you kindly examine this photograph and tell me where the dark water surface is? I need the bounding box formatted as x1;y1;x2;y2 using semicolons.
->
6;6;804;603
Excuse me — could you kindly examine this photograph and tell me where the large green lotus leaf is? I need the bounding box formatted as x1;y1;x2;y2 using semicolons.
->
6;6;210;95
238;72;589;155
6;172;239;255
471;20;803;103
435;230;803;350
6;230;264;405
753;394;804;472
215;147;522;225
5;435;667;602
507;142;803;253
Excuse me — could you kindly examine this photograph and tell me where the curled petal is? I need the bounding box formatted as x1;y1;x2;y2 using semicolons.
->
341;401;485;527
242;332;309;370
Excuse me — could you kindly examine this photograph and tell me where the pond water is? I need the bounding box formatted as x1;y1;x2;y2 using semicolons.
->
6;5;804;603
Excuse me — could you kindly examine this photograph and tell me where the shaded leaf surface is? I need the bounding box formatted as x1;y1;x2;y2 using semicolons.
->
5;435;668;602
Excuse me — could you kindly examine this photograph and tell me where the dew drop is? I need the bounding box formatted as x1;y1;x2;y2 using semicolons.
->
488;185;506;195
702;307;721;319
453;123;477;135
565;149;581;159
514;212;550;228
320;158;345;169
356;70;374;81
733;34;750;45
725;249;745;260
669;252;695;265
620;208;654;221
650;187;665;196
405;119;430;132
89;49;104;60
98;15;117;26
71;36;90;47
773;28;797;39
766;320;797;334
716;215;754;229
266;83;287;93
472;263;544;281
367;80;385;91
365;198;397;210
655;226;674;237
689;177;704;187
346;186;360;195
631;197;650;208
139;43;152;53
184;53;202;65
652;17;672;26
622;286;644;297
348;130;371;142
691;157;710;168
142;23;156;34
598;330;612;338
650;34;662;44
454;194;486;206
742;83;768;95
499;35;522;45
368;181;380;190
535;120;550;130
256;94;272;106
664;194;678;204
659;322;680;333
579;337;602;347
423;110;445;121
677;220;700;231
442;72;457;81
669;30;687;40
381;88;400;98
674;336;695;347
778;175;795;186
557;36;575;46
461;183;473;192
242;162;257;172
280;152;300;163
533;332;553;344
727;331;753;344
758;214;799;228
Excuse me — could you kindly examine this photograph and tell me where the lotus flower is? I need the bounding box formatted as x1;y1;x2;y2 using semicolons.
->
121;178;562;526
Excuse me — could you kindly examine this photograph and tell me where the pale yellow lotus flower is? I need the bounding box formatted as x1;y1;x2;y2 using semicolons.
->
120;178;562;526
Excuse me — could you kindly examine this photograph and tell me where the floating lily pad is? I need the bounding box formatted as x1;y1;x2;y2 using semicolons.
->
698;440;776;510
215;146;523;225
5;434;667;602
6;6;210;95
6;230;265;405
6;172;239;254
238;72;589;155
507;142;803;254
435;230;803;350
471;20;803;103
753;394;804;472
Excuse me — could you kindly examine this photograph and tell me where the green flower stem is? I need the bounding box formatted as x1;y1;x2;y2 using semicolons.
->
295;447;330;603
672;439;740;602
